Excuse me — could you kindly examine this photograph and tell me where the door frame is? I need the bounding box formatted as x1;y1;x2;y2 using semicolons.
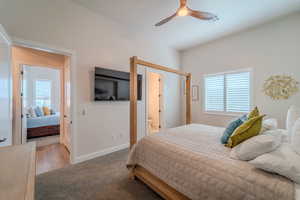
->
20;64;64;145
12;38;77;164
145;69;165;135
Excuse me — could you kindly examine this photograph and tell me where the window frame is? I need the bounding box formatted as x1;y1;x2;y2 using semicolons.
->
202;68;253;116
34;79;52;108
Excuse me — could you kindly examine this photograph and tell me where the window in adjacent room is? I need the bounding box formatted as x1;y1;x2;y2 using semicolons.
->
35;80;51;108
204;70;251;114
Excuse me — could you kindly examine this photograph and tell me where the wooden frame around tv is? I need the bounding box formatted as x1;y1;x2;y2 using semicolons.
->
129;56;192;200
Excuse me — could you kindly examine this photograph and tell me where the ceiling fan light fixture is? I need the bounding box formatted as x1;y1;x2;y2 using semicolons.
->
177;7;189;16
154;0;219;26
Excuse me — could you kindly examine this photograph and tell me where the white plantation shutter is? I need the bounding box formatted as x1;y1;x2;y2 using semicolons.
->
204;70;251;113
226;72;250;113
205;75;224;112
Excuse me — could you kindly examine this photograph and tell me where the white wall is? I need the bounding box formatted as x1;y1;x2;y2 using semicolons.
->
0;0;182;161
0;25;12;147
181;12;300;129
23;66;60;112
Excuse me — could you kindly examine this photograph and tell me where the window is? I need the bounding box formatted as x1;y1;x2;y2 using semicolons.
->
35;80;51;108
204;70;251;114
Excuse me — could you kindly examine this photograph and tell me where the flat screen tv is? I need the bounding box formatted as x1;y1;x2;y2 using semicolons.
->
94;67;142;101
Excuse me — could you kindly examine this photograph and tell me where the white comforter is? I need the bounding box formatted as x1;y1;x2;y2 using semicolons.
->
128;124;296;200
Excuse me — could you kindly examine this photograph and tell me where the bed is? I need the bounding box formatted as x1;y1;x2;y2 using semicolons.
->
127;124;297;200
27;112;60;139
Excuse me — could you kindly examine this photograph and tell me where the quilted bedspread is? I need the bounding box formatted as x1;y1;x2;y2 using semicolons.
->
127;124;294;200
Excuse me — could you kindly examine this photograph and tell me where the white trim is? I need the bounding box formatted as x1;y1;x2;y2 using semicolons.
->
203;68;253;78
202;68;253;115
203;111;246;117
73;143;129;164
0;24;12;45
12;37;78;164
12;37;75;56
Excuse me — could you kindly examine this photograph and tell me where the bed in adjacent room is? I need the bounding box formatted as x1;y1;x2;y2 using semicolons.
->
127;124;298;200
27;112;60;139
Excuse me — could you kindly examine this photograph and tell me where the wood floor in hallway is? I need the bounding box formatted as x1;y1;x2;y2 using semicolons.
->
36;143;70;175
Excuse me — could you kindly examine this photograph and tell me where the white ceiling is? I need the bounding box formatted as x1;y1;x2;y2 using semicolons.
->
71;0;300;50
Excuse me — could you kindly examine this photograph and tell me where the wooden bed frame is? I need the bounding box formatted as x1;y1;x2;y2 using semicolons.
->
27;125;60;139
130;56;192;200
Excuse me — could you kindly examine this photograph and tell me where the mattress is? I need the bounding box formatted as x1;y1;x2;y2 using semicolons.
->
128;124;295;200
27;113;60;128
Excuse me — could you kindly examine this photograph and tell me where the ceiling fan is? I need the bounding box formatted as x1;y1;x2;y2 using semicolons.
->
155;0;219;26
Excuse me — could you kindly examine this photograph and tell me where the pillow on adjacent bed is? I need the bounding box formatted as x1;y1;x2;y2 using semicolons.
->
27;107;36;118
43;106;51;116
226;115;265;148
221;115;247;144
230;129;282;161
250;143;300;184
35;106;44;117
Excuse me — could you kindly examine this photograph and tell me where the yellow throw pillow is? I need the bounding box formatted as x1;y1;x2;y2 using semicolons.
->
248;106;259;119
226;115;265;148
43;106;51;116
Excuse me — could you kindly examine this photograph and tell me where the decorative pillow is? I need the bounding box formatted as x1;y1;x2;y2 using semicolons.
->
230;129;282;161
248;106;259;119
27;107;36;118
35;106;44;117
260;118;278;133
286;105;300;141
221;115;247;144
250;144;300;184
43;106;51;116
50;109;55;115
226;115;265;148
291;118;300;155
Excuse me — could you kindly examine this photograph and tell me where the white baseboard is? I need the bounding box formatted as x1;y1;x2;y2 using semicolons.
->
73;143;129;164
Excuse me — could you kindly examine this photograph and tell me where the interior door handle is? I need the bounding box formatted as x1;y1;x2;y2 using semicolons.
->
0;138;7;143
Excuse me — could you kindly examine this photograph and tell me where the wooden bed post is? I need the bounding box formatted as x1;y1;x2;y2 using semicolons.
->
130;56;138;149
130;56;191;149
186;73;192;124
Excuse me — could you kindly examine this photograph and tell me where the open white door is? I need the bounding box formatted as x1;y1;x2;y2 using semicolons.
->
0;25;12;147
62;56;71;151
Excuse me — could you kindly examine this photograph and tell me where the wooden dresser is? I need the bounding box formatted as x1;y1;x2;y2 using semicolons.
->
0;142;36;200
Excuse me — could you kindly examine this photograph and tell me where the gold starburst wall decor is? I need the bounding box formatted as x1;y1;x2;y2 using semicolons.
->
263;75;299;100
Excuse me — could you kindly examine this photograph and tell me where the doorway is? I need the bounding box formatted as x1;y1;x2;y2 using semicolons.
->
21;66;61;145
147;71;164;134
12;46;72;174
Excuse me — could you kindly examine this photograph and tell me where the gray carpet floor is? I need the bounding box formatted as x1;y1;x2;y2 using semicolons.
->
36;149;162;200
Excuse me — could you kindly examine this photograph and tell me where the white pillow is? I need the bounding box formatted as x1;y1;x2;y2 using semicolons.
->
277;129;289;143
286;105;300;141
260;118;278;133
291;118;300;155
250;143;300;184
27;107;36;118
230;129;282;161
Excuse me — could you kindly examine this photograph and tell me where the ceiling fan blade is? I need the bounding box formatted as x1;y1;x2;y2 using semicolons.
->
155;13;177;26
180;0;187;7
189;10;219;21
